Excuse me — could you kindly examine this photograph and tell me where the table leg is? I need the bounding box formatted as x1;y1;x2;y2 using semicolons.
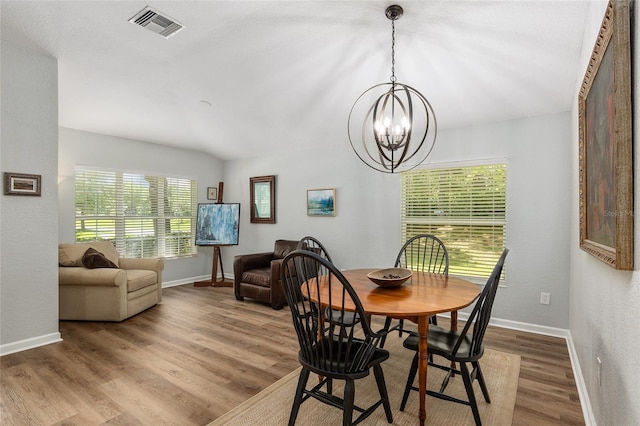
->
418;315;429;426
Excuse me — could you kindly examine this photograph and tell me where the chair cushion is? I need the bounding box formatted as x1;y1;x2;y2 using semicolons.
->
81;247;118;269
241;267;271;288
126;269;158;292
59;242;120;268
273;240;298;259
404;327;474;359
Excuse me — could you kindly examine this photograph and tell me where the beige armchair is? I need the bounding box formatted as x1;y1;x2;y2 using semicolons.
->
58;242;164;321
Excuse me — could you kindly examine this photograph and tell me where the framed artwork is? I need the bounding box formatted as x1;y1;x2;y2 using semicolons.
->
3;172;41;196
207;187;218;200
578;0;633;270
307;188;336;217
250;175;275;223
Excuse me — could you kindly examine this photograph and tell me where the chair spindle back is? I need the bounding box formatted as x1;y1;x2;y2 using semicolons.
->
395;234;449;275
281;250;383;374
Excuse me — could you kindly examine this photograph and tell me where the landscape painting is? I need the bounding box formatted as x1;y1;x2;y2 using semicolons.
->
307;189;336;216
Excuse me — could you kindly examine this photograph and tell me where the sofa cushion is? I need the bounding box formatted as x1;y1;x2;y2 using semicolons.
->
126;269;158;292
273;240;298;259
59;242;120;268
82;247;118;269
242;267;271;288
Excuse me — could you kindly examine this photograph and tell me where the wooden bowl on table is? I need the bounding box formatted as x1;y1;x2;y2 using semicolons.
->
367;268;412;288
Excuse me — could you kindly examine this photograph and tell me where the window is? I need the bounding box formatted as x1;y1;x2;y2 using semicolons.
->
401;161;506;280
75;167;198;259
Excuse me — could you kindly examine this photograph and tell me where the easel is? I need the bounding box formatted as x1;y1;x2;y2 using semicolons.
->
194;182;233;288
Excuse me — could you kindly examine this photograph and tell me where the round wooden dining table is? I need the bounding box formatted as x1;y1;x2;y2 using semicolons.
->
339;269;481;426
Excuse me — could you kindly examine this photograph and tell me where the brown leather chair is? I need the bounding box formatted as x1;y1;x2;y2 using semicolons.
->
233;239;298;310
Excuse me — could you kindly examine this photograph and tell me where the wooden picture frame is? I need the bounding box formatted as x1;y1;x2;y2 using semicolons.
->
578;0;633;270
207;187;217;200
250;175;275;224
307;188;336;217
3;172;41;196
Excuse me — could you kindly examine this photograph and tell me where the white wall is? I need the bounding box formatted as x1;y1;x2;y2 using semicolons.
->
223;111;572;328
58;127;225;284
569;2;640;425
0;42;60;354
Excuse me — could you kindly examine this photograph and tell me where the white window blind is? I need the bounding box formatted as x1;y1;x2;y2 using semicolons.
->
75;168;198;259
401;162;507;279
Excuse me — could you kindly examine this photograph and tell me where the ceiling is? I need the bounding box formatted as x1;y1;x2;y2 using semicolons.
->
1;1;593;161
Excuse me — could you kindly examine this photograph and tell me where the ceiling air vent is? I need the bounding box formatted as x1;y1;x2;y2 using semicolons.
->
129;6;184;39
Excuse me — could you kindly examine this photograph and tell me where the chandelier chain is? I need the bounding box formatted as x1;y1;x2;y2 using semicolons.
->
390;19;396;83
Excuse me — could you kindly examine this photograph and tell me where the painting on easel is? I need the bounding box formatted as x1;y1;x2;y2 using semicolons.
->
195;203;240;246
194;203;240;287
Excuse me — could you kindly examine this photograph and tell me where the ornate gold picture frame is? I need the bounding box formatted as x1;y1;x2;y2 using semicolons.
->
578;0;633;270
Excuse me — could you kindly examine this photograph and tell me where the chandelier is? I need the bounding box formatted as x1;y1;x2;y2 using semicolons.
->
348;5;437;173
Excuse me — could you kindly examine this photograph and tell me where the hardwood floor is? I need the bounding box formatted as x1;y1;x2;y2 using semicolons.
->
1;284;584;425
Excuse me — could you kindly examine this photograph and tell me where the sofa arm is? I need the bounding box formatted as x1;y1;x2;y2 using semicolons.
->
119;257;164;301
59;267;127;287
119;257;164;273
269;259;286;309
234;252;274;273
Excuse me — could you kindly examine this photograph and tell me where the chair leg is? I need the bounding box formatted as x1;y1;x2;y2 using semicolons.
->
429;314;438;325
473;361;491;403
380;317;393;347
400;353;419;411
289;368;310;426
373;364;393;423
460;362;482;426
398;319;405;337
343;379;355;426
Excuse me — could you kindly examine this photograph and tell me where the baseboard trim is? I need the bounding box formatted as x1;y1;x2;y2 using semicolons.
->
163;274;235;289
0;332;62;357
565;332;597;426
442;311;569;338
442;312;593;426
162;275;211;288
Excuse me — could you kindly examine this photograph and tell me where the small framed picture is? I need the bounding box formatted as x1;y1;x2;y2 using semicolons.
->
207;187;218;200
3;172;41;196
307;188;336;217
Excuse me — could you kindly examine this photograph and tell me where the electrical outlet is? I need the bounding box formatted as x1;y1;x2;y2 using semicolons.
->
596;357;602;386
540;292;550;305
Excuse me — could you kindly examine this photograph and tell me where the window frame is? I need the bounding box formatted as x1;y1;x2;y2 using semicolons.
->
401;158;507;283
74;166;198;259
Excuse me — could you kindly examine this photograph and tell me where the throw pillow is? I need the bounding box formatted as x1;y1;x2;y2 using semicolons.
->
59;242;120;267
82;247;118;269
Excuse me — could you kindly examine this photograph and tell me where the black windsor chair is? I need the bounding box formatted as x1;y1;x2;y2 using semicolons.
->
381;234;449;347
399;248;509;426
280;250;393;426
297;236;360;329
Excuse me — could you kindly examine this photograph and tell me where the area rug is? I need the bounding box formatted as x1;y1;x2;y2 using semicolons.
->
209;335;520;426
